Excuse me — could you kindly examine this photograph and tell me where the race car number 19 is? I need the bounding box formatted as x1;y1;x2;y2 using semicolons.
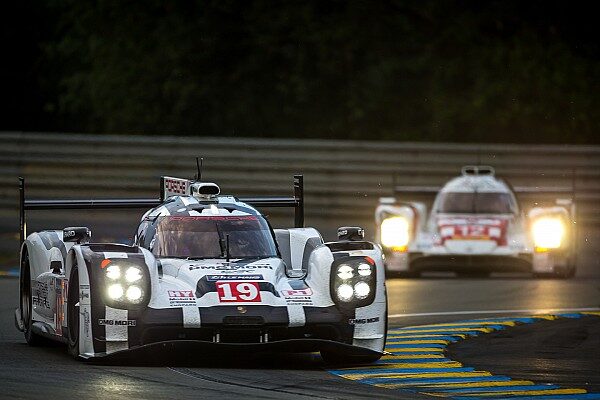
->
216;281;261;302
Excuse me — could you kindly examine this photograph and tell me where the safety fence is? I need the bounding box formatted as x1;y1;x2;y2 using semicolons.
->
1;132;599;248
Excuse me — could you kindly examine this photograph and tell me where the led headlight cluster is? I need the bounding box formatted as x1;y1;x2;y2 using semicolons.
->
380;216;410;251
532;217;566;251
331;257;376;307
103;261;147;305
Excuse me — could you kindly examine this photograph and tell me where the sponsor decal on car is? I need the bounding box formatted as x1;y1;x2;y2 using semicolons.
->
282;288;313;306
437;217;508;245
98;319;137;326
348;317;380;325
32;281;50;309
79;284;91;306
206;274;263;281
189;264;273;271
164;177;189;195
83;308;91;339
168;290;194;298
282;288;313;297
167;290;196;307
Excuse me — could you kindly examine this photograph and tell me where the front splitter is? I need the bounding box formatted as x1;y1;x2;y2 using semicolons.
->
82;338;382;363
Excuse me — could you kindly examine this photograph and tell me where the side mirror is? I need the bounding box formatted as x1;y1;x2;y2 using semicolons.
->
337;226;364;241
63;227;92;244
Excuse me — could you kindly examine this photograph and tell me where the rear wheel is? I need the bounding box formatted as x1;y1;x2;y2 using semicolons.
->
20;250;47;346
67;267;80;358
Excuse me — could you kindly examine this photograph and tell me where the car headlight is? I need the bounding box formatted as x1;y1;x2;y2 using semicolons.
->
105;265;121;280
336;284;354;302
354;281;370;300
125;285;143;302
331;256;376;307
380;216;410;251
357;263;372;277
107;283;124;300
125;266;143;283
337;264;354;280
102;260;148;305
532;217;565;251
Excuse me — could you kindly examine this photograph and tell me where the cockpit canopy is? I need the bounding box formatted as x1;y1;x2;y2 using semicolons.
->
137;215;278;259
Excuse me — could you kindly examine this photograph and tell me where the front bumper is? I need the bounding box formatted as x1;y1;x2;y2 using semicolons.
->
384;249;534;272
409;253;533;272
90;305;367;357
82;338;383;361
136;305;352;344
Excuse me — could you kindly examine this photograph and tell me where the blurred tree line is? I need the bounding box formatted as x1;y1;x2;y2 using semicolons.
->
4;0;599;143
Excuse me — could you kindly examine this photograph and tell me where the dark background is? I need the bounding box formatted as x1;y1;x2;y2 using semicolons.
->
2;0;598;143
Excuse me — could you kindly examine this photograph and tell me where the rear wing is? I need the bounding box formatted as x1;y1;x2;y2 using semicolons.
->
391;185;574;196
19;174;304;245
391;165;577;198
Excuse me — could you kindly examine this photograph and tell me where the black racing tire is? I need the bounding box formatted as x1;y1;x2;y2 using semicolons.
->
20;249;47;346
67;267;80;359
320;351;382;366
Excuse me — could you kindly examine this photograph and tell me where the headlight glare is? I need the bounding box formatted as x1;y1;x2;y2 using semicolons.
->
532;217;564;250
336;284;354;302
337;264;354;280
105;265;121;280
102;259;148;305
354;281;370;299
357;263;372;276
126;285;143;302
380;216;410;250
107;283;124;300
125;266;143;283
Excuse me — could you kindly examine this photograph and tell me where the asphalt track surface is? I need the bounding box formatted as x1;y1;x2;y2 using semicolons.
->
1;275;599;400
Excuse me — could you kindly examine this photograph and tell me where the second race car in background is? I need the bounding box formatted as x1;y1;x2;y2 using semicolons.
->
376;166;577;278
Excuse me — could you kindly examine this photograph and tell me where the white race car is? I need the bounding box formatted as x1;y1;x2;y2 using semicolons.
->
376;166;576;278
15;174;387;363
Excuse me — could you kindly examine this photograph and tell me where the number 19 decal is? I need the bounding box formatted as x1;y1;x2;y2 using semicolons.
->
216;281;261;302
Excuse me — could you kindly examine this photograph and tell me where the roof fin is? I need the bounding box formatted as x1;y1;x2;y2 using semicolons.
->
461;165;495;176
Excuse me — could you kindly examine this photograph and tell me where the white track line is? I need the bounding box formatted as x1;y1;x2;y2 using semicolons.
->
389;307;600;318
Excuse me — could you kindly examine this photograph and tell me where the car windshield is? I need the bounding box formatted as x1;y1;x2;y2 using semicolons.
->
436;192;515;214
151;215;278;259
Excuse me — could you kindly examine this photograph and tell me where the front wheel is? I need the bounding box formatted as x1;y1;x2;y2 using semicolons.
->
67;267;80;358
